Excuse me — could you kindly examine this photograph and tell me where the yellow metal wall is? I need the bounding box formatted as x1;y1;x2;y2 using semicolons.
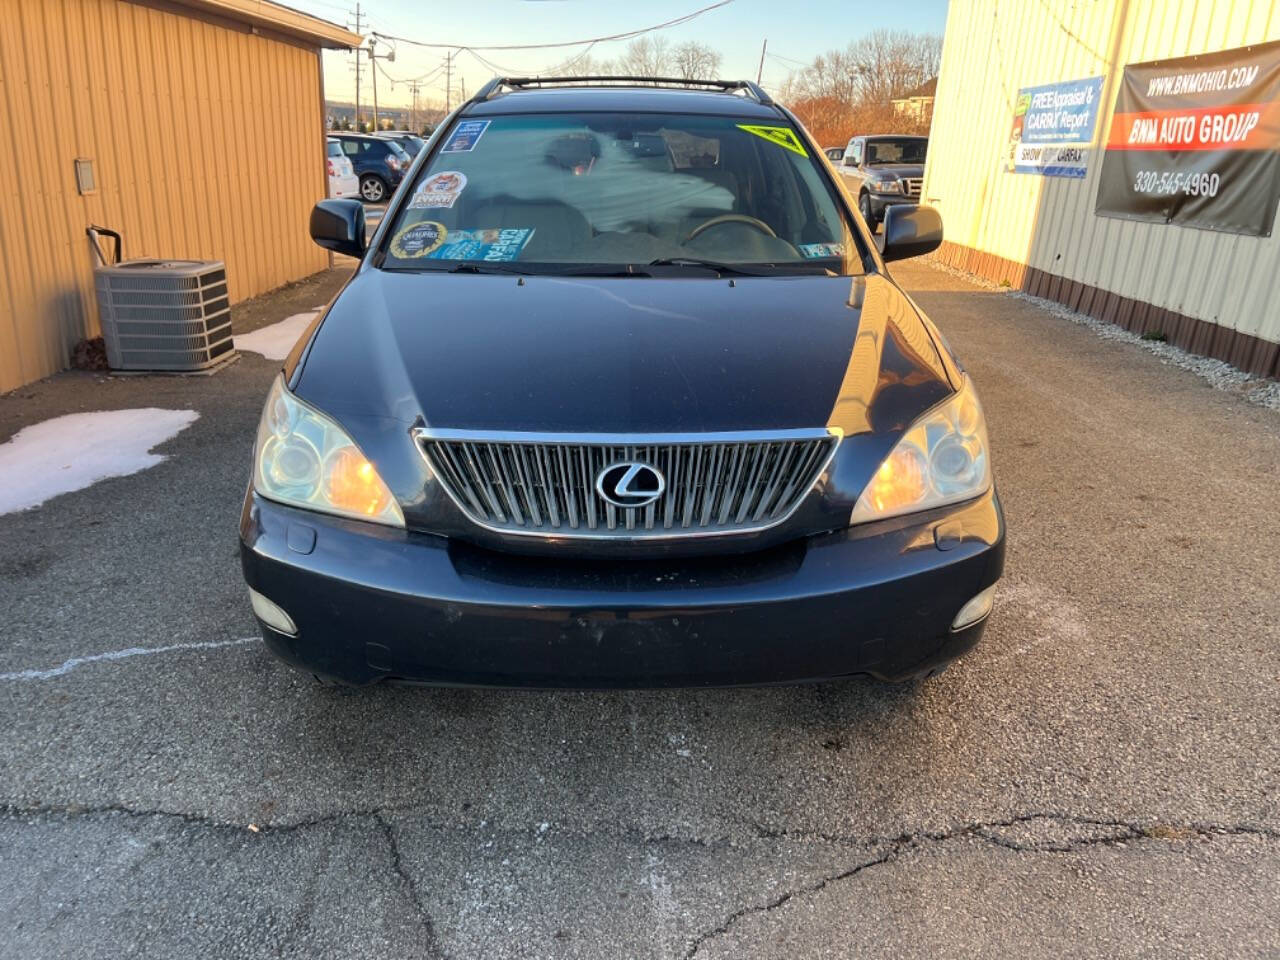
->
924;0;1280;348
0;0;330;392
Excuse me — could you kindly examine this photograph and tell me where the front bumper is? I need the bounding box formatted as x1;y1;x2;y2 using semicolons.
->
239;488;1005;688
867;192;914;221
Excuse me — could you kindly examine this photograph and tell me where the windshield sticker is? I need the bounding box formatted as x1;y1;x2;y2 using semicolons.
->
390;221;448;258
799;242;844;258
737;124;808;157
425;227;535;262
409;170;467;209
441;119;490;153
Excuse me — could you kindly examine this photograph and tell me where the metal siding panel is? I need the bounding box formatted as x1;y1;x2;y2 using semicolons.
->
928;0;1280;356
0;8;29;389
0;0;330;390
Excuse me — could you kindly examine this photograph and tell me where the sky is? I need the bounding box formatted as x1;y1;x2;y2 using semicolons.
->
285;0;949;110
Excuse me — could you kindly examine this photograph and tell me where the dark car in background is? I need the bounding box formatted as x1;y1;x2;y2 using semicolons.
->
330;133;411;203
241;78;1003;689
839;134;928;231
374;131;427;158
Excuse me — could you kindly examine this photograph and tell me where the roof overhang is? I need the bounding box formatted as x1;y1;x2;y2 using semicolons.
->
167;0;362;48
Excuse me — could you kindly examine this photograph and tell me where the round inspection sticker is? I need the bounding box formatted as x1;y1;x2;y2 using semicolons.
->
409;170;467;209
390;221;447;258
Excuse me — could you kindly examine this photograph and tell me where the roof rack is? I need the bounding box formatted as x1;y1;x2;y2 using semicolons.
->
471;76;774;106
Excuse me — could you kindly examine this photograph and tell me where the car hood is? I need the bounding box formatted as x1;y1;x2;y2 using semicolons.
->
293;269;952;437
864;163;924;179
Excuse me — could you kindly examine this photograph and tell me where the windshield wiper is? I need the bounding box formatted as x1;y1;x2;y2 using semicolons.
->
647;257;777;277
649;258;836;277
547;265;654;277
446;262;533;275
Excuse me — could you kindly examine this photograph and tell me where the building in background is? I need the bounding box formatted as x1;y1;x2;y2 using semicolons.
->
0;0;360;393
891;77;937;124
925;1;1280;379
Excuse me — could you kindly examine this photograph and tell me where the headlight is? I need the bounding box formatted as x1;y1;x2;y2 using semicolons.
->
253;375;404;527
870;178;902;193
850;376;991;524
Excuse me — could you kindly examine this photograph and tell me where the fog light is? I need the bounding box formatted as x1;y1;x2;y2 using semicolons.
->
952;584;996;631
249;587;298;636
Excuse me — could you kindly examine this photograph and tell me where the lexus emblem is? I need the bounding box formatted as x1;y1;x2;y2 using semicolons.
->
595;461;666;509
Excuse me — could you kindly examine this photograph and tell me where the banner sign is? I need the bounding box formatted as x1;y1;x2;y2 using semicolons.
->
1095;40;1280;236
1014;77;1105;143
1013;143;1090;178
1008;76;1103;177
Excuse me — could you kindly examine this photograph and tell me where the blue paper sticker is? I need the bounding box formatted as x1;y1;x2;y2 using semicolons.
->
798;243;844;258
427;227;534;262
442;120;491;153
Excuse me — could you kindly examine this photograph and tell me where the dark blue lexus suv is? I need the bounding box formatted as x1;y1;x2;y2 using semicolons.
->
240;77;1005;688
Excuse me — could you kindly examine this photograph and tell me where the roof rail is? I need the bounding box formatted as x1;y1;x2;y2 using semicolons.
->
471;76;774;106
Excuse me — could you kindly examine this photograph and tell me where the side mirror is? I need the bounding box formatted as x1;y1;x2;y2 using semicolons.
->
309;199;366;258
881;204;943;262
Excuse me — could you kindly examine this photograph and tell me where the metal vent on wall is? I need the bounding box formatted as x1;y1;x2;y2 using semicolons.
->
93;259;235;371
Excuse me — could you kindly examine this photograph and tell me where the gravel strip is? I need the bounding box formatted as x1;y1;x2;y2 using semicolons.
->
925;256;1280;412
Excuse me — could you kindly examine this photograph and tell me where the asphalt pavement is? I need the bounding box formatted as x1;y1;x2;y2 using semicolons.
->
0;258;1277;959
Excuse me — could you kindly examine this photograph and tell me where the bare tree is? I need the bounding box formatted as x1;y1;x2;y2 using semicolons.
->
671;41;723;81
554;51;615;77
780;31;940;146
790;31;941;106
617;36;672;77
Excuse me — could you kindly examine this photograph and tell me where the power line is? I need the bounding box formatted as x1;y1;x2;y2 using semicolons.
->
767;50;811;68
370;0;734;52
348;2;366;124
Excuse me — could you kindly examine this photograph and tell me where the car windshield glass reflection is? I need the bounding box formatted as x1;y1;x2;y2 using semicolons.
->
380;112;862;276
865;139;928;164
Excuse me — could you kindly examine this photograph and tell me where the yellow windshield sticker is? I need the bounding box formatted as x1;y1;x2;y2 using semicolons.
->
737;124;808;157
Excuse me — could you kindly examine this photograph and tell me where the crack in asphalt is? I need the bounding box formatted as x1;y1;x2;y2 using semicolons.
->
681;845;898;960
741;810;1280;850
375;812;452;960
0;800;386;834
3;801;1276;960
681;812;1280;959
2;801;453;959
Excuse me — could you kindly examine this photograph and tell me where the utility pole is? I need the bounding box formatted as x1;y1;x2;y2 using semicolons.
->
409;81;421;132
348;2;365;129
445;50;453;114
756;38;767;85
367;38;396;130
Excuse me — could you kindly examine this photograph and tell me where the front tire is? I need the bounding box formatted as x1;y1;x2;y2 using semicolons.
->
859;193;877;232
360;175;388;203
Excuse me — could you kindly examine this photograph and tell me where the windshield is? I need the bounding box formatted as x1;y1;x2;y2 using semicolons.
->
865;138;927;165
326;141;342;157
380;112;862;275
387;141;411;162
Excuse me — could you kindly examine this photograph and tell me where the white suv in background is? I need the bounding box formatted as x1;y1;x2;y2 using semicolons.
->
326;138;360;199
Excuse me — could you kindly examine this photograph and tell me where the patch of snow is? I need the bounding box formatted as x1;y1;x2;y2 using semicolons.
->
0;408;199;514
235;311;318;361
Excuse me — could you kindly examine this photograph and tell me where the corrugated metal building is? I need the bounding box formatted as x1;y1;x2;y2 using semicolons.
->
0;0;360;392
925;0;1280;378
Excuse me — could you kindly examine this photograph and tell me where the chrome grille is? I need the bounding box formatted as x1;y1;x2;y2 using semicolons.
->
416;429;840;539
903;177;923;199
